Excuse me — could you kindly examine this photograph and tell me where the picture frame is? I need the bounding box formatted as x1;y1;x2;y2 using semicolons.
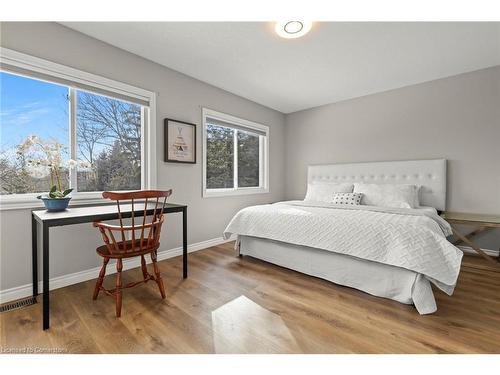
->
164;118;196;164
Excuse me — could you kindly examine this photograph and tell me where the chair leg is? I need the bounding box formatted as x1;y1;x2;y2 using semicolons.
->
140;255;149;281
115;259;123;317
93;258;109;300
151;250;166;299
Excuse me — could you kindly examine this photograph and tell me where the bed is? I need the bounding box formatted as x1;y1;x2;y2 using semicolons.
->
223;159;463;314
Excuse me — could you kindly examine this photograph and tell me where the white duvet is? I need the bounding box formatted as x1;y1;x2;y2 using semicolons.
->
223;201;463;294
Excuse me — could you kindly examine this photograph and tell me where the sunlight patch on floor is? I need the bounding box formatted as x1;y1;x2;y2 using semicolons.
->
211;295;300;354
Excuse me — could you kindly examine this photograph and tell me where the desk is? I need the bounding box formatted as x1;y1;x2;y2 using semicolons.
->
441;211;500;266
31;202;187;330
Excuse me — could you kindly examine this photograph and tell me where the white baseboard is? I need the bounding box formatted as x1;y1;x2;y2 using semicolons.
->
0;235;236;304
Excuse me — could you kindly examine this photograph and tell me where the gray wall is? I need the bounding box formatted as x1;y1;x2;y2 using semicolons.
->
285;66;500;247
0;22;286;292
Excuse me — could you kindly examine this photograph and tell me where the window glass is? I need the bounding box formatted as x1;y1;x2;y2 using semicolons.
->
206;124;234;189
0;72;69;194
76;90;142;192
237;131;260;188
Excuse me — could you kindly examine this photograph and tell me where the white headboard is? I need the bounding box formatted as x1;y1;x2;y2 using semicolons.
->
308;159;447;211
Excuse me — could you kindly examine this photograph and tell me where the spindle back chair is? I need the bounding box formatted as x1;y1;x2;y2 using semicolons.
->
92;189;172;317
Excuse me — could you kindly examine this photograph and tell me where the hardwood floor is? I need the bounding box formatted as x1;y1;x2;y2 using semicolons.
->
1;242;499;353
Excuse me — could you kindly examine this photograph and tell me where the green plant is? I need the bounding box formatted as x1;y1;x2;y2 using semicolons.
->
48;184;73;198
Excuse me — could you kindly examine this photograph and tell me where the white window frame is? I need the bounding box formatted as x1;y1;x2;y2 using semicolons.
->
202;107;269;198
0;47;157;210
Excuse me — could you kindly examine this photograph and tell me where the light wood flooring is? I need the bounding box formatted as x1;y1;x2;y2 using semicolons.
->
1;242;499;353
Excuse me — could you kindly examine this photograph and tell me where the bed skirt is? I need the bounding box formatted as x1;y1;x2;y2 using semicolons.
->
239;235;437;314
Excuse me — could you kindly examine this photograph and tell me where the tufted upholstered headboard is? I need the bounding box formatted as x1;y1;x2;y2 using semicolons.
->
307;159;447;211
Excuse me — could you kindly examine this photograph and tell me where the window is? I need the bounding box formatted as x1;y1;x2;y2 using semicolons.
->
0;72;143;194
202;108;269;197
0;48;156;209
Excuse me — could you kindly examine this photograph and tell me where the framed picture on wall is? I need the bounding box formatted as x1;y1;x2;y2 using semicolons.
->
164;118;196;163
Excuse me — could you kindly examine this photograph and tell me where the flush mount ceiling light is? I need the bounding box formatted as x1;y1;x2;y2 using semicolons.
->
275;21;312;39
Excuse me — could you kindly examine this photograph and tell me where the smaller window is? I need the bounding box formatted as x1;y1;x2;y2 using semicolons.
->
202;108;269;197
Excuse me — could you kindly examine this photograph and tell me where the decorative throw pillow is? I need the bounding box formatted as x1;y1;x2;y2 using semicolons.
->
304;182;354;202
331;192;363;205
353;183;419;209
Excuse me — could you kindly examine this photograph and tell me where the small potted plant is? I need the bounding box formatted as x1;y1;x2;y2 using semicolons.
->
17;135;89;212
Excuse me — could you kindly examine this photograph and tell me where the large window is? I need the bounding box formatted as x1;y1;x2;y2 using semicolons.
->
0;48;156;208
0;72;143;195
202;108;269;197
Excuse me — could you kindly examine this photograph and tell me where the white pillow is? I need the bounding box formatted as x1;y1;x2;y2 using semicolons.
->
353;183;419;209
304;182;353;202
413;185;422;207
331;192;363;205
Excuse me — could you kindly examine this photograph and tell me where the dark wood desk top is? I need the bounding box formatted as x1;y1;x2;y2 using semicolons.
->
32;202;186;226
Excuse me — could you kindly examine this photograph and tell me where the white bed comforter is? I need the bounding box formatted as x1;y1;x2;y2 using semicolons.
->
223;201;463;293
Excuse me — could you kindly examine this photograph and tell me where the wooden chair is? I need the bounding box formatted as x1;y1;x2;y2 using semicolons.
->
92;189;172;317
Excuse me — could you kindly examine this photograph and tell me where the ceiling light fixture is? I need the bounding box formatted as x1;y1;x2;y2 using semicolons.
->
275;21;312;39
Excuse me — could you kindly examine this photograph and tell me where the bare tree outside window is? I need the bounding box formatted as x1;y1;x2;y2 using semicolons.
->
76;91;141;192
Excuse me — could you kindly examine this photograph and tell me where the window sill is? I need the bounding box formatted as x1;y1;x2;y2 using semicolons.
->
0;193;107;211
203;187;269;198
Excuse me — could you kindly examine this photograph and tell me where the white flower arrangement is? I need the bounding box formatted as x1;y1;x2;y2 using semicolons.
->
17;135;93;199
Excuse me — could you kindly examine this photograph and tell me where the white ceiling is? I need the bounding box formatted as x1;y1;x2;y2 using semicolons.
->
62;22;500;113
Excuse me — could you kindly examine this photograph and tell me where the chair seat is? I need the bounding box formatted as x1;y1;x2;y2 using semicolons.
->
96;239;160;259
